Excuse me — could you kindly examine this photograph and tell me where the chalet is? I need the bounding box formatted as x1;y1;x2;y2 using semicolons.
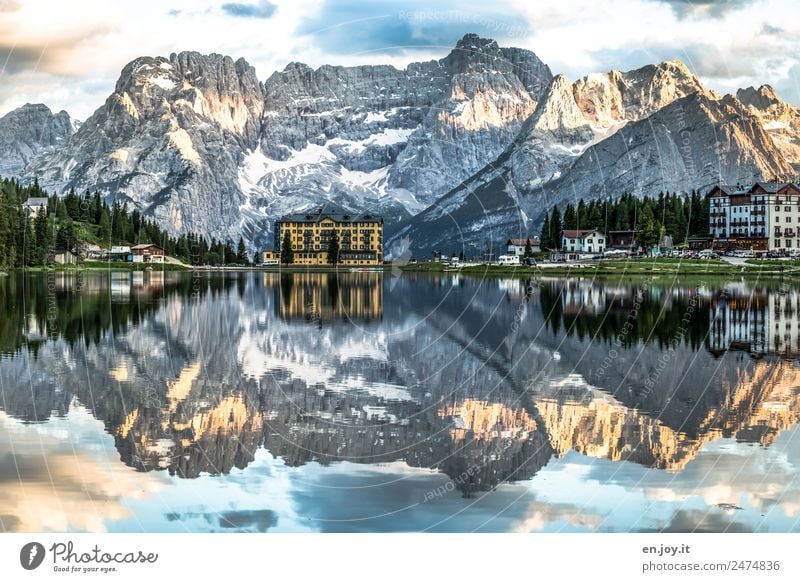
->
131;244;165;264
506;237;541;255
560;229;606;255
22;197;48;217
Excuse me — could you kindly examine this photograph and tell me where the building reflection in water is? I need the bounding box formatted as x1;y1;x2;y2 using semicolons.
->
264;272;383;322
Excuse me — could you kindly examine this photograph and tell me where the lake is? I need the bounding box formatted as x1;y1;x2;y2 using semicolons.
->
1;269;799;532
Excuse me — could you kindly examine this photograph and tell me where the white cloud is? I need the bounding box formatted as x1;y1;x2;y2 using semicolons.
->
0;0;798;120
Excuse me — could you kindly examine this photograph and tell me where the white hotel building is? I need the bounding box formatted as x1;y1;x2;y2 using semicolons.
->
708;182;800;252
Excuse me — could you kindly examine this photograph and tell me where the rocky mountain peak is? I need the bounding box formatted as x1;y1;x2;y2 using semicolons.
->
530;74;587;133
442;33;505;74
0;103;73;177
737;84;784;111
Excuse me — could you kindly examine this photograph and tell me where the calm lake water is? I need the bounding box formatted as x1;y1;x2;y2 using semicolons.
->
2;269;800;532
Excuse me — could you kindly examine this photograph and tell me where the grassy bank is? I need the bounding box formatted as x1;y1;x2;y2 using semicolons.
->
20;261;190;272
401;258;800;282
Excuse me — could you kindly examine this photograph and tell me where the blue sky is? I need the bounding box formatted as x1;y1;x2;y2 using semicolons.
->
0;0;798;118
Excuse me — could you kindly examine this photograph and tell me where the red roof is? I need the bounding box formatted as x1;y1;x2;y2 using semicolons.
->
561;229;599;239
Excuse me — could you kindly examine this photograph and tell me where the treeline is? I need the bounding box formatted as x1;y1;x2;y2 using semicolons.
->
538;192;710;250
0;177;255;270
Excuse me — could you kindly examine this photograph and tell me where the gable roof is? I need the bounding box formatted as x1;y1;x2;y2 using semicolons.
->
561;229;600;239
22;197;48;206
131;243;164;251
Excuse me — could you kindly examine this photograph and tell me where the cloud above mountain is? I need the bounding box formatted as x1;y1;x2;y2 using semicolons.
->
0;0;797;120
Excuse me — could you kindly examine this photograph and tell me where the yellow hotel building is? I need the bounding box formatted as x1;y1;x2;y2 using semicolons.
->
272;212;384;265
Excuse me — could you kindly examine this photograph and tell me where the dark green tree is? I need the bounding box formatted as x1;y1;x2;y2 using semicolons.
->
281;230;294;264
539;213;551;250
550;206;562;250
236;236;248;264
326;231;340;264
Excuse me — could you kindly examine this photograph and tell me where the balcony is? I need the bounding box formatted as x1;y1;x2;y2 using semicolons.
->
785;231;796;238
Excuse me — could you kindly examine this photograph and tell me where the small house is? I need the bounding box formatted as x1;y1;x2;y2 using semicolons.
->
561;229;606;255
22;197;48;217
262;250;279;265
506;237;541;255
110;246;132;262
131;244;165;263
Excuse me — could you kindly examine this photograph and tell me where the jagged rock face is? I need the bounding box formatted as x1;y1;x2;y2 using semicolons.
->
0;104;74;177
247;33;551;244
26;52;265;238
510;60;707;193
387;69;796;256
737;84;800;170
17;35;550;249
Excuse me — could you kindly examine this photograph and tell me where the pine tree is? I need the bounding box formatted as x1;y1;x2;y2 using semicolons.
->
524;238;533;258
550;206;562;250
98;209;111;243
236;237;247;264
55;218;76;251
327;231;340;264
540;214;551;250
563;203;577;230
280;230;293;264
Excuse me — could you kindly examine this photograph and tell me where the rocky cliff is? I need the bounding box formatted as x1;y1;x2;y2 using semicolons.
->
387;69;796;256
0;104;74;177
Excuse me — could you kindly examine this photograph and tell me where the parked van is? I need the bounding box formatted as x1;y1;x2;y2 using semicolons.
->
497;254;520;265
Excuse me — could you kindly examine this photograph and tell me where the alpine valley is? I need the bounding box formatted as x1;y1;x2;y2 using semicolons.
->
1;33;799;254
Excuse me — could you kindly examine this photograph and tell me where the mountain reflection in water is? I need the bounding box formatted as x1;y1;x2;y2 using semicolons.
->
1;271;799;532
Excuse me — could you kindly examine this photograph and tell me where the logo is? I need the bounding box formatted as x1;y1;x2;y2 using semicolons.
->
20;542;46;570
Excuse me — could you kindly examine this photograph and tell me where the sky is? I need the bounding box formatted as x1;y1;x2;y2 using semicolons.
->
0;0;798;120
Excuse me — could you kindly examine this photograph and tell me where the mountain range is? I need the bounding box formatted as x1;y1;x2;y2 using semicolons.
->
1;33;798;254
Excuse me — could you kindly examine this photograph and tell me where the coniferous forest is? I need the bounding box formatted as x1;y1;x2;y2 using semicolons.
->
0;176;254;270
538;191;710;251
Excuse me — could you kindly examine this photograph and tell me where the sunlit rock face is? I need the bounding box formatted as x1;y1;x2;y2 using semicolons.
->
387;64;796;256
16;34;551;251
25;52;265;240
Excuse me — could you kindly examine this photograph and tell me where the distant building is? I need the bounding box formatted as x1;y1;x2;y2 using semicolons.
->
53;249;77;265
22;197;48;217
687;235;712;250
707;182;800;252
131;244;165;264
606;230;637;251
506;237;540;256
110;246;132;262
83;243;104;260
560;229;606;255
262;250;279;265
275;211;383;265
